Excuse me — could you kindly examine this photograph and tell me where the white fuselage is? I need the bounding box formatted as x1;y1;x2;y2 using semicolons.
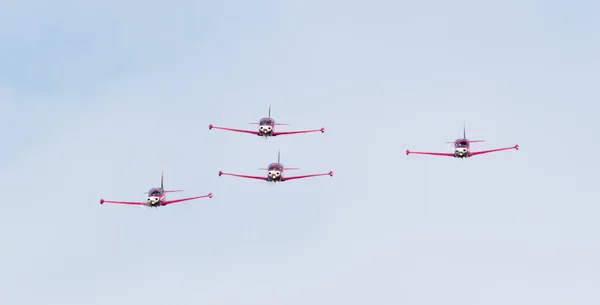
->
259;124;273;135
147;196;161;206
268;170;282;180
454;147;468;157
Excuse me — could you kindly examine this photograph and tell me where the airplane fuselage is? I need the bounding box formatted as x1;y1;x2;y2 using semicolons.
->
147;188;166;206
453;139;470;158
454;147;469;158
267;163;284;181
146;196;164;206
267;172;282;181
258;117;275;136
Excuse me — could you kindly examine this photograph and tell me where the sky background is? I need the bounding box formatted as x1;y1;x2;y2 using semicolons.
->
1;0;599;304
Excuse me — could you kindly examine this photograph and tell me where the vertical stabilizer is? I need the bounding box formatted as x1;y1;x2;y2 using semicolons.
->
161;170;164;189
278;149;281;163
268;104;272;118
463;121;466;139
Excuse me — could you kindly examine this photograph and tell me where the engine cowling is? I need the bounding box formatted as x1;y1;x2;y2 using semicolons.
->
259;125;273;133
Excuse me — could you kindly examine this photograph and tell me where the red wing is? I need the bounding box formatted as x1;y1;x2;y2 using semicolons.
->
469;144;519;156
218;171;268;181
162;193;213;205
273;128;325;136
100;199;145;205
209;124;259;135
282;171;333;181
405;150;455;157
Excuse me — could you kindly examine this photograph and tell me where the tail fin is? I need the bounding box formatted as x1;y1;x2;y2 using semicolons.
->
463;122;485;142
161;171;184;192
277;149;280;163
266;105;289;124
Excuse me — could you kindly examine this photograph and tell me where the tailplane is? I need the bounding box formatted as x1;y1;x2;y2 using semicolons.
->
259;167;297;170
445;122;484;143
248;104;288;124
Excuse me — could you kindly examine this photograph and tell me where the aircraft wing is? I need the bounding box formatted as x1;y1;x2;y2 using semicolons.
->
273;128;325;136
218;171;269;181
282;171;333;181
100;199;145;205
405;150;455;157
209;124;259;135
469;144;519;156
162;193;213;205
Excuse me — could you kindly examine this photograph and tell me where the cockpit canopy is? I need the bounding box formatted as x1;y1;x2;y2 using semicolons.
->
148;188;163;197
267;163;283;171
259;117;275;126
455;139;469;148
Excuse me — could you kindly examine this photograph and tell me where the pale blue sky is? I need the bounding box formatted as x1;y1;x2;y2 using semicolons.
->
1;0;599;304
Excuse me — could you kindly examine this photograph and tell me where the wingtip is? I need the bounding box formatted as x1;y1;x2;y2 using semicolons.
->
406;149;410;155
208;193;213;198
329;171;334;176
321;127;325;133
100;199;104;204
209;124;213;130
218;171;223;176
515;144;519;150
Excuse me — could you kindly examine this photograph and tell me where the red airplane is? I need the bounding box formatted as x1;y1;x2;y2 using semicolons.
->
218;150;333;182
100;171;213;207
209;105;325;137
406;124;519;158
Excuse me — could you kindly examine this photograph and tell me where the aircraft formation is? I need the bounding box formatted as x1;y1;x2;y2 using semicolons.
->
99;105;519;208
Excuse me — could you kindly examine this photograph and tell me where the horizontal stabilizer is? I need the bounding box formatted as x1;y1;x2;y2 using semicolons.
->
259;167;298;170
143;189;184;194
445;140;485;143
